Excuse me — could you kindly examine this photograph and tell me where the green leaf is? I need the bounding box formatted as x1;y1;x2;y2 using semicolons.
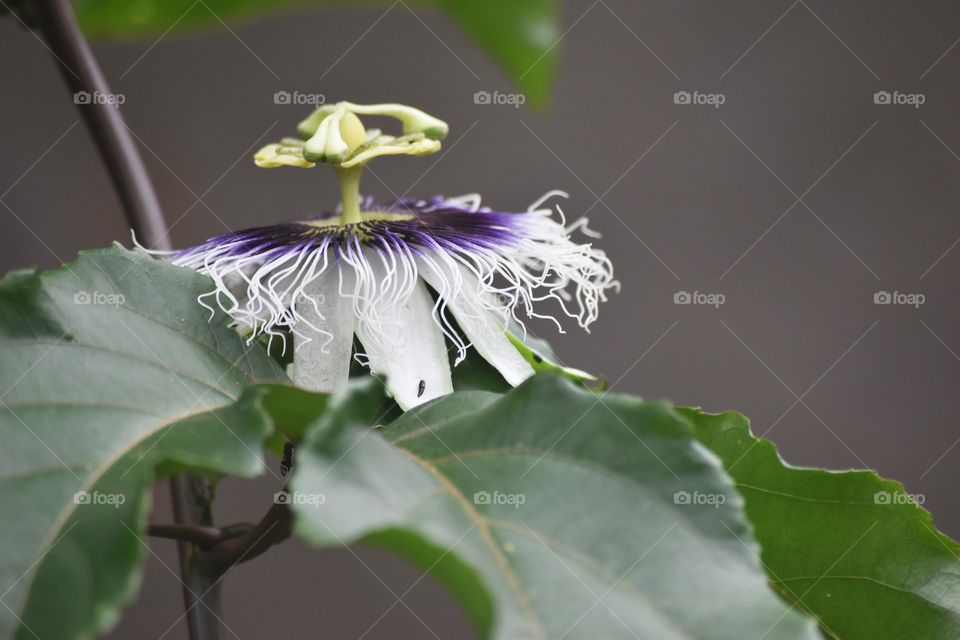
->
449;350;512;394
259;382;329;441
429;0;559;106
507;330;598;383
289;375;821;639
73;0;559;105
73;0;315;35
0;246;286;640
451;328;595;394
684;408;960;640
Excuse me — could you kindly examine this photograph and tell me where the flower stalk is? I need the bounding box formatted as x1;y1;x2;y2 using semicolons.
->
335;165;364;226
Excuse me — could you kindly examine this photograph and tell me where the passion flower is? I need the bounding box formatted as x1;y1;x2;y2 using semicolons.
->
166;102;617;409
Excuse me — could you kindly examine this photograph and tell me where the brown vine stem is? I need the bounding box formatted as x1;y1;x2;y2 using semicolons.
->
28;0;168;249
206;498;294;577
148;522;257;549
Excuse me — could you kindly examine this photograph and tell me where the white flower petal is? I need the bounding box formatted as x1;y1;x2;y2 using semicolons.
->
416;260;534;387
465;318;536;387
356;276;453;410
291;269;355;394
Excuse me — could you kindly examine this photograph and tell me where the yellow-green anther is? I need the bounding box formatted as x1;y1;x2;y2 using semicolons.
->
342;102;449;140
254;141;315;168
321;108;350;163
303;112;334;162
304;108;369;163
296;105;337;139
339;135;441;168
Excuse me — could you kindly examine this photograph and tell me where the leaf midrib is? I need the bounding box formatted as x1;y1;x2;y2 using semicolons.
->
52;264;265;380
395;447;704;640
395;447;548;640
12;398;243;610
2;401;165;416
6;341;236;400
774;574;960;609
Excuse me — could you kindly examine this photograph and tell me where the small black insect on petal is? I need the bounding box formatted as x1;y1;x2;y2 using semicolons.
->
280;442;295;476
417;380;426;397
532;354;543;363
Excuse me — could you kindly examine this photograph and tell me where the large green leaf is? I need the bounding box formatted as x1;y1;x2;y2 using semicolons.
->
0;246;286;640
289;375;821;639
684;408;960;640
73;0;559;105
73;0;320;35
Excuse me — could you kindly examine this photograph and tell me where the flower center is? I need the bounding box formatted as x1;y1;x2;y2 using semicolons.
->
253;101;449;230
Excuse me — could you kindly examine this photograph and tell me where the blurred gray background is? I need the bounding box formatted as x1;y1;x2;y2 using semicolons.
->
3;0;960;637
